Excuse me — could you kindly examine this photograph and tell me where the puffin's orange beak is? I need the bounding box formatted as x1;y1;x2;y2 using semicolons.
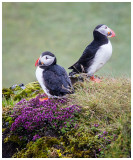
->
35;58;39;67
108;28;115;37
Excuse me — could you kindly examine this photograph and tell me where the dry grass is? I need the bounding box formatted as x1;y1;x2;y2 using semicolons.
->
67;76;131;157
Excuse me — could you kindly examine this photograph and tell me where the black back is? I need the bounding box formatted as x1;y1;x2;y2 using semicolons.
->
68;28;108;74
42;64;74;97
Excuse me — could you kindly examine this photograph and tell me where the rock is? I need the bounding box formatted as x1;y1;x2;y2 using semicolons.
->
10;84;17;90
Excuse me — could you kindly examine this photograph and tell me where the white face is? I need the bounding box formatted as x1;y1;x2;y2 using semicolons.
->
95;25;112;37
40;55;55;66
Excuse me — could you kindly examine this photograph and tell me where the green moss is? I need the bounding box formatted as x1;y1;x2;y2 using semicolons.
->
61;129;102;158
5;117;12;122
13;137;60;158
45;137;59;147
2;88;14;99
2;81;43;101
13;82;43;101
2;128;6;133
4;117;14;127
4;134;25;147
13;139;48;158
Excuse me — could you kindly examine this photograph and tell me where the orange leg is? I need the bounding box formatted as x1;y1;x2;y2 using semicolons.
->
90;75;101;83
39;97;49;101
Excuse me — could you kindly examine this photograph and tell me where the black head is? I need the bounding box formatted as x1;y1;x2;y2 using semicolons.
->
93;24;115;41
35;51;57;67
95;24;104;30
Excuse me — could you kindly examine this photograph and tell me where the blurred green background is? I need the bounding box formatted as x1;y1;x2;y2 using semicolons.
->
2;2;131;87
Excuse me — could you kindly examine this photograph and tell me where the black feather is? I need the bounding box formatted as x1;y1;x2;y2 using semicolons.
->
43;65;74;96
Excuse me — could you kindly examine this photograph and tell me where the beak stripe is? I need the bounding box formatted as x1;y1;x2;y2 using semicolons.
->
35;58;39;67
110;29;115;37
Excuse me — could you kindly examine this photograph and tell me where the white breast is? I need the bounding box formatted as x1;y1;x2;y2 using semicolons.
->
36;67;51;97
87;40;112;76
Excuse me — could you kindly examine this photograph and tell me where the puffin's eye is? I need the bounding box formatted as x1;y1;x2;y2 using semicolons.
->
105;26;107;29
46;56;48;60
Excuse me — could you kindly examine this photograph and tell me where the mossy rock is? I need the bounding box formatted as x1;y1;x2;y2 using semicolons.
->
4;134;25;147
2;81;43;101
2;88;14;99
13;136;60;158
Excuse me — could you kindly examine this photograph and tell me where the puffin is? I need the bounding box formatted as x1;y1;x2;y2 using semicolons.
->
68;24;115;82
35;51;74;100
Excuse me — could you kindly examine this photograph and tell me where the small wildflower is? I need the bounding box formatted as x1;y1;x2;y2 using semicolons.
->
57;149;62;157
98;148;101;152
32;134;41;141
103;131;108;135
57;149;60;153
19;136;23;139
94;124;99;127
58;153;62;157
74;124;78;129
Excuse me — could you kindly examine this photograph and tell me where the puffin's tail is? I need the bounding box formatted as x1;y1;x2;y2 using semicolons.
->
69;71;77;76
61;85;74;94
68;65;78;76
68;65;73;70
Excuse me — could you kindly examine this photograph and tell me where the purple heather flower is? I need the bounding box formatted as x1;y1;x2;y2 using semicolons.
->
10;93;81;138
77;133;80;136
94;124;99;127
99;134;103;138
103;131;108;135
32;134;41;141
74;124;78;129
98;149;101;152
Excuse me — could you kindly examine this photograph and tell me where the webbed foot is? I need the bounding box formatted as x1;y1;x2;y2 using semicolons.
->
90;75;101;83
39;97;49;101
